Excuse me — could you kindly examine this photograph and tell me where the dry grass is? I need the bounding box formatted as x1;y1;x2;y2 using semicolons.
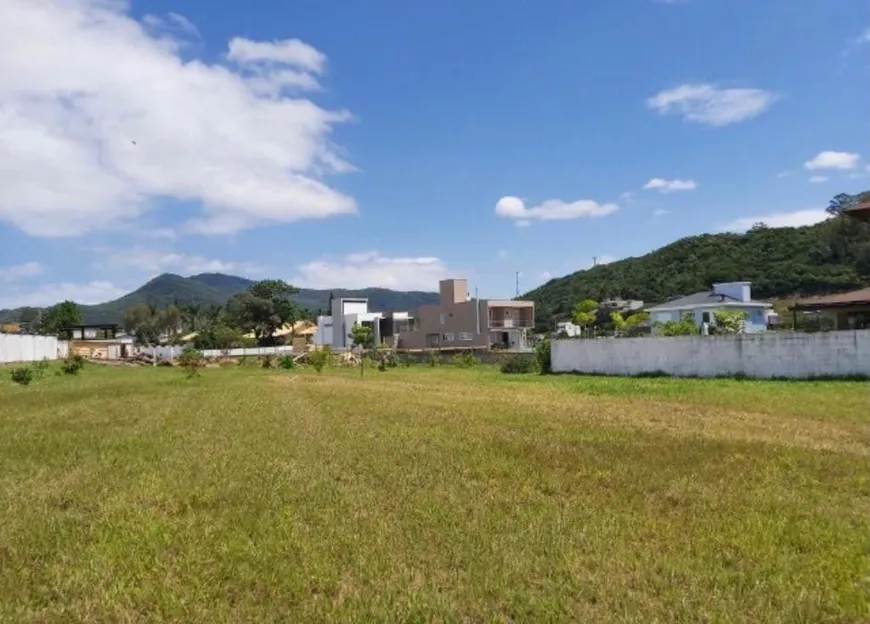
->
1;363;867;622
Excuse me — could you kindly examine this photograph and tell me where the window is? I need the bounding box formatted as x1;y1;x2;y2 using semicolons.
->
442;332;455;342
426;333;440;347
702;311;711;323
439;312;445;325
459;331;473;341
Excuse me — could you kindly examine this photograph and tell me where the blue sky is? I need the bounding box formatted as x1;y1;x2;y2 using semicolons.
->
1;0;868;308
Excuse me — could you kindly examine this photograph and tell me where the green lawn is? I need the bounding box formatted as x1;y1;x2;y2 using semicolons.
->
1;364;867;622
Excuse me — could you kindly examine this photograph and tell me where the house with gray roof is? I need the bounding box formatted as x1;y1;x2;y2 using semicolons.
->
646;282;772;334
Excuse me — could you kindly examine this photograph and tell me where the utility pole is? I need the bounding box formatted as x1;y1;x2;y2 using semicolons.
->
515;271;520;298
592;256;598;267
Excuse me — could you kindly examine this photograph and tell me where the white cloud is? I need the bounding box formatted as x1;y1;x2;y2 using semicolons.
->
0;261;44;282
718;209;829;233
293;251;450;291
652;208;668;217
646;83;777;126
803;151;860;170
497;249;508;259
495;196;618;226
539;271;553;282
643;178;697;193
227;38;326;72
0;281;127;309
0;0;356;238
92;247;262;276
143;11;199;37
808;175;829;184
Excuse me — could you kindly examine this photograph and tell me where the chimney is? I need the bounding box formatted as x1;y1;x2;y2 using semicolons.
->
712;282;751;302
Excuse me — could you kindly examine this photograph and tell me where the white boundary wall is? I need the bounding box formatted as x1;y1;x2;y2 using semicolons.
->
551;330;870;379
0;334;69;363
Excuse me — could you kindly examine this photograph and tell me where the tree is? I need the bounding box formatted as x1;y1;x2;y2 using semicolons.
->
349;322;374;377
181;302;203;333
713;308;748;334
572;299;599;333
655;312;698;337
349;322;374;350
225;279;300;346
625;311;649;331
610;311;627;336
38;301;82;336
124;304;180;365
826;193;858;216
16;307;40;327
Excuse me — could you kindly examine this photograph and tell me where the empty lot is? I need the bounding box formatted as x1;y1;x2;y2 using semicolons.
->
1;364;867;622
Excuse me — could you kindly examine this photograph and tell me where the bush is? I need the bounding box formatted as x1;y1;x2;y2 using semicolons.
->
500;354;538;375
426;350;440;367
535;339;552;375
308;348;330;373
62;354;85;376
10;367;33;386
452;352;478;368
278;354;296;370
177;345;205;379
32;359;50;380
261;354;274;369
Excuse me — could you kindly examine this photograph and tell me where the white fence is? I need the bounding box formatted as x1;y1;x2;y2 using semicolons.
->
0;334;69;364
200;346;296;359
551;330;870;379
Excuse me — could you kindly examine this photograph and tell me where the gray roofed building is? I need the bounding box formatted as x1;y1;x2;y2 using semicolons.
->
647;281;772;334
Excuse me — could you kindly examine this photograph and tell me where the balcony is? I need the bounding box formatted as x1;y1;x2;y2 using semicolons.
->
488;318;534;329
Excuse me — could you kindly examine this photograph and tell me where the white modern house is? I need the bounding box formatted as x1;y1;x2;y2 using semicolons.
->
647;281;773;334
313;297;414;349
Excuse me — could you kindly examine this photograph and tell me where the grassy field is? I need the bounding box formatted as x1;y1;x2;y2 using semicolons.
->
1;363;867;622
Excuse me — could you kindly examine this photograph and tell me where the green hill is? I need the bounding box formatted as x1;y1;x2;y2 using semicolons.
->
524;213;870;330
0;273;440;325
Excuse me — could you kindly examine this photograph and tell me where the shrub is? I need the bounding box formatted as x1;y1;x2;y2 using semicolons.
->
261;354;274;369
535;339;552;375
62;354;85;376
426;350;440;367
399;355;412;367
177;345;205;379
32;359;50;380
308;348;330;373
377;359;387;372
500;353;538;375
453;352;478;369
10;367;33;386
277;354;296;370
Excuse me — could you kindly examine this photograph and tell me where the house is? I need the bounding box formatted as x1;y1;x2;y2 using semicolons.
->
62;323;133;359
646;282;772;334
843;200;870;223
313;298;413;349
789;287;870;330
397;278;535;351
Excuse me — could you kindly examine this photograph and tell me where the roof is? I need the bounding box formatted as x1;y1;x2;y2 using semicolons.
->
243;320;318;339
843;201;870;223
647;291;771;312
791;287;870;310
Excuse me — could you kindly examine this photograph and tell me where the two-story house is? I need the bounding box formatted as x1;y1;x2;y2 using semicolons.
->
397;278;535;351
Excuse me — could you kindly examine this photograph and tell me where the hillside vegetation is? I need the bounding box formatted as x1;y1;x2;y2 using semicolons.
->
525;201;870;328
0;273;439;325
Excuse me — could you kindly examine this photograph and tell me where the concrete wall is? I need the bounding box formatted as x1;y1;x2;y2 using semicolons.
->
551;330;870;379
0;334;68;363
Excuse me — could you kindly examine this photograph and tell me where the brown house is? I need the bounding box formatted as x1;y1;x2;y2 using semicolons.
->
790;288;870;330
397;278;534;351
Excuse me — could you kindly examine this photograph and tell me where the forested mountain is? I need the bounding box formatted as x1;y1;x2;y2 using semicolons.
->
524;199;870;329
0;273;440;325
